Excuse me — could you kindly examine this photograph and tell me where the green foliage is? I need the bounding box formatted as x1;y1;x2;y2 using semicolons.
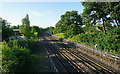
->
42;27;49;31
53;20;64;34
70;27;120;55
64;23;81;38
50;2;120;55
2;40;31;72
71;33;93;45
19;14;43;42
2;35;40;72
109;2;120;27
97;28;120;54
10;25;20;29
1;13;46;72
49;26;55;34
53;10;83;38
19;14;31;38
118;49;120;55
26;40;40;52
30;26;40;40
81;2;119;35
31;26;41;36
1;19;13;39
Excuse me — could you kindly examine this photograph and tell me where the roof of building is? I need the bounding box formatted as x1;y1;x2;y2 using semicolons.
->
13;29;19;31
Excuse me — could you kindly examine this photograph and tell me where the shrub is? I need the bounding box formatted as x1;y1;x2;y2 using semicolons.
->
97;28;120;54
71;28;120;55
54;27;120;55
2;40;31;72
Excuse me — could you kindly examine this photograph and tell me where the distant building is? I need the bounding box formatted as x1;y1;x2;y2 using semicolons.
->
9;36;23;40
8;29;23;40
13;29;23;36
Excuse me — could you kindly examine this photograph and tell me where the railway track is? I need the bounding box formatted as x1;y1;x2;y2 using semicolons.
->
54;42;115;73
41;32;116;73
43;39;72;72
41;35;70;72
41;34;86;73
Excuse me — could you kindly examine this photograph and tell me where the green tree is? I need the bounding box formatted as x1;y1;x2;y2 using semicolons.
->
49;26;54;34
31;26;41;38
108;2;120;28
19;14;31;38
53;20;64;34
61;11;82;30
10;25;20;29
82;2;112;35
2;40;31;72
1;18;13;39
64;23;81;38
54;10;83;38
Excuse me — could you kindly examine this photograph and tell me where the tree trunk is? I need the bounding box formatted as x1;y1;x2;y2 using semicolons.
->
102;18;106;35
115;18;119;28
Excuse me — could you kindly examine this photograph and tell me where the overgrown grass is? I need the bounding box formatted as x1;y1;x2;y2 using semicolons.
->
28;41;53;72
68;37;95;48
54;33;65;38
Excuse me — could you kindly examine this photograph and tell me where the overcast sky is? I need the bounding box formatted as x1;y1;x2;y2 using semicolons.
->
0;2;84;28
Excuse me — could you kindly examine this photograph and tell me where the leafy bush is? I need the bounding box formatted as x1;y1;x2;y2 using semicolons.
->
2;22;13;39
2;40;31;72
97;28;120;54
70;28;120;55
71;33;96;45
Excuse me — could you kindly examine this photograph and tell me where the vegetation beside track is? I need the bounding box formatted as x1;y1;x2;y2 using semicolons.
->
1;14;52;73
28;40;53;72
54;33;65;38
0;42;2;72
46;32;120;72
48;2;120;55
45;33;117;73
50;27;120;55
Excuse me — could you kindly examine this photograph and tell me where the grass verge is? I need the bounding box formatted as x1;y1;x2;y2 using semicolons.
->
28;40;53;72
54;33;65;38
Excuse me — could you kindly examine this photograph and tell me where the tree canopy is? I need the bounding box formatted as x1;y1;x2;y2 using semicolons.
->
10;25;20;29
50;2;120;55
81;2;120;35
53;10;83;38
19;14;31;38
1;18;13;39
